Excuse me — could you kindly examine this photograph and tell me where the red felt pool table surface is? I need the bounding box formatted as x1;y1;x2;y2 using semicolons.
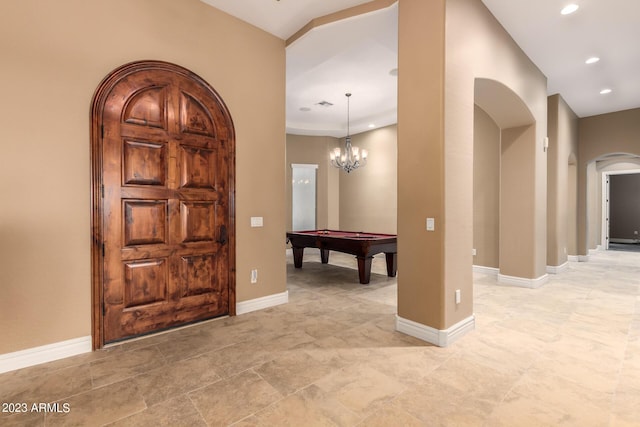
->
291;230;395;239
286;229;397;284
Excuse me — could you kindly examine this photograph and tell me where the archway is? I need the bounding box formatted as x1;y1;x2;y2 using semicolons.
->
473;78;544;286
584;154;640;253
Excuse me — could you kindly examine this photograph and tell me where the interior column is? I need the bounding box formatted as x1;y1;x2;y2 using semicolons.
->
396;0;448;341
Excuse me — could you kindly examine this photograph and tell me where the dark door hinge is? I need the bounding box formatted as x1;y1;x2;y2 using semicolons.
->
101;184;104;198
102;243;105;257
101;124;104;139
102;304;106;316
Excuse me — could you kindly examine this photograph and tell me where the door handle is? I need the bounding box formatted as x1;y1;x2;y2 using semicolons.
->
217;224;228;246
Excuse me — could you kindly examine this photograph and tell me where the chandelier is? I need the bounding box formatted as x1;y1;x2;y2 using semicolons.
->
330;93;367;173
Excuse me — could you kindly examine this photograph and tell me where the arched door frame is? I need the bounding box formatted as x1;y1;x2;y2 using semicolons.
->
90;60;236;349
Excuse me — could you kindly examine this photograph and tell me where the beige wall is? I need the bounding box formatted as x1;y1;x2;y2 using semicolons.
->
397;0;547;330
499;125;537;278
397;0;447;329
444;0;547;322
567;158;578;255
285;135;340;230
286;125;397;235
0;0;285;354
577;108;640;254
586;162;601;250
473;106;500;268
339;125;398;234
547;95;579;265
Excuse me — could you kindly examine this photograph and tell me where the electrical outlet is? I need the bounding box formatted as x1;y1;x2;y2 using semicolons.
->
251;269;258;283
455;289;461;304
472;248;477;256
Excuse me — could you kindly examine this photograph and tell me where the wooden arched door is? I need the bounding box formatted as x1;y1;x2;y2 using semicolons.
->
91;61;235;348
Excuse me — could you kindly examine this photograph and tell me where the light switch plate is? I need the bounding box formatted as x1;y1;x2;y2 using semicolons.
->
426;218;435;231
250;217;263;227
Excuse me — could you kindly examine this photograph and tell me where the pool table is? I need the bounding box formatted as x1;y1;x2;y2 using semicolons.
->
286;229;397;284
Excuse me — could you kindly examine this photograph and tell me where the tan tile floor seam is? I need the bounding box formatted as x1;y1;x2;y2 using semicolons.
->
104;395;208;426
186;391;215;427
189;369;284;426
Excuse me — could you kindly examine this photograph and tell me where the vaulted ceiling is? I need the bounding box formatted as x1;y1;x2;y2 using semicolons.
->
201;0;640;137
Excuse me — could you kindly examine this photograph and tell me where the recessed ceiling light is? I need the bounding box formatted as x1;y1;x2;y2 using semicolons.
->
585;57;600;64
368;124;376;128
600;88;612;95
561;4;579;15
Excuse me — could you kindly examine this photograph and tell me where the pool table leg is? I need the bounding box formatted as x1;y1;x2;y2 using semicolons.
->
320;249;330;264
292;247;304;268
385;252;397;277
356;256;373;284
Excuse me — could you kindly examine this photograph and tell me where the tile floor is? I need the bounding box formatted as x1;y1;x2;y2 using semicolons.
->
0;249;639;426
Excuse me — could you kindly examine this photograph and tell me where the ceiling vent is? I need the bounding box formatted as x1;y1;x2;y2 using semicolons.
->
316;100;333;107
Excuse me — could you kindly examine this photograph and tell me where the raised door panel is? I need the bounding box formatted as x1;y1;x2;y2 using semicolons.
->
180;201;216;243
123;87;167;129
180;254;217;298
180;91;215;137
123;258;168;308
122;140;167;186
179;145;216;190
123;200;168;246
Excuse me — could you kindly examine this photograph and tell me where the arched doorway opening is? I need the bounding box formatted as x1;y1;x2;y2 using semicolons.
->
584;153;640;253
473;78;544;286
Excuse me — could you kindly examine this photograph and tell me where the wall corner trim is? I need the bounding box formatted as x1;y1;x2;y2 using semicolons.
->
472;265;499;275
546;262;569;274
0;336;92;374
236;290;289;315
497;273;549;288
395;315;475;347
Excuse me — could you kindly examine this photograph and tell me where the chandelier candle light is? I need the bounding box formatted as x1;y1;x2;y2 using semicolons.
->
330;93;367;173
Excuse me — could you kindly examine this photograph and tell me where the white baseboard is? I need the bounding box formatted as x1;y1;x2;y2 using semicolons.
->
0;292;290;374
473;265;499;275
498;273;548;288
396;315;475;347
236;290;289;315
0;336;92;374
546;261;568;274
567;255;579;262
